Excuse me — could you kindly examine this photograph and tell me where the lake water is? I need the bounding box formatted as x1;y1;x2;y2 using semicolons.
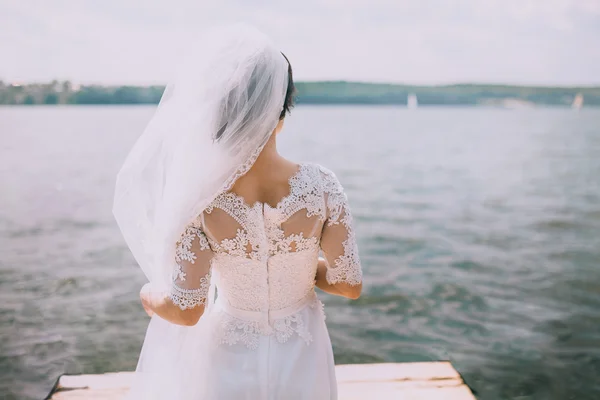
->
1;105;600;400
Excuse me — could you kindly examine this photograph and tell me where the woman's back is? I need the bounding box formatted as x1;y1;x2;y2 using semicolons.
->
149;162;363;399
121;25;363;400
172;163;361;330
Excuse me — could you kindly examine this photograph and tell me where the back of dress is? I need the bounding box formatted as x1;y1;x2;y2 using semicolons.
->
161;163;362;399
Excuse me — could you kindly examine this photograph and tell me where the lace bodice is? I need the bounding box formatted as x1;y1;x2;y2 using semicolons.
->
168;163;362;347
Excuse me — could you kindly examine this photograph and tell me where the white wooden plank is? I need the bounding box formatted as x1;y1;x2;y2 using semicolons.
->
48;362;475;400
51;388;127;400
338;383;477;400
336;362;461;383
339;379;462;390
58;372;134;390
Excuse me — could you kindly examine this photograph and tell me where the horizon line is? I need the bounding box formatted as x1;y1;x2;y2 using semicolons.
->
3;79;600;90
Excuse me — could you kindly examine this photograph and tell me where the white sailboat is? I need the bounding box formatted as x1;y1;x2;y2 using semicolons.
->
407;93;418;109
572;93;584;110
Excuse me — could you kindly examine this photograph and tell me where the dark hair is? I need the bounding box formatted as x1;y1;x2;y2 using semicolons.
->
279;53;296;120
215;53;296;142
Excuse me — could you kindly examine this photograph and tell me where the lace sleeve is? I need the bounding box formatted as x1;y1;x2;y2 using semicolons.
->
319;167;363;286
169;221;213;310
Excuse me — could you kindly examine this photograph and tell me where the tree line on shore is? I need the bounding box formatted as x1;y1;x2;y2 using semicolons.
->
1;80;598;106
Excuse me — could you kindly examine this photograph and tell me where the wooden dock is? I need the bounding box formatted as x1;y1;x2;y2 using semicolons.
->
47;362;476;399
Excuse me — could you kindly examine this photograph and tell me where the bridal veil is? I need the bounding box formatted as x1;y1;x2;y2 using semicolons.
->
112;24;289;398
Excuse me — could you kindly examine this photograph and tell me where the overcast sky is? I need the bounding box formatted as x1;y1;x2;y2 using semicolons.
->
2;0;599;85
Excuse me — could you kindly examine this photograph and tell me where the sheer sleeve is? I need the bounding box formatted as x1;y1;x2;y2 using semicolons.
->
169;221;214;310
319;167;363;286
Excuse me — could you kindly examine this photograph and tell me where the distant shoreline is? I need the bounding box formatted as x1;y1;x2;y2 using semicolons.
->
3;103;598;109
1;80;599;106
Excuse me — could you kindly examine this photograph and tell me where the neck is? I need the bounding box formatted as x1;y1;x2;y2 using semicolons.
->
250;133;281;175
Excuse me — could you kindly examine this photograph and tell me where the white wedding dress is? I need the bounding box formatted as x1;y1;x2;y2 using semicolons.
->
130;163;362;399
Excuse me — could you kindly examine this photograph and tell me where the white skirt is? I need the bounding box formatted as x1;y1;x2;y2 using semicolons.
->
127;291;337;400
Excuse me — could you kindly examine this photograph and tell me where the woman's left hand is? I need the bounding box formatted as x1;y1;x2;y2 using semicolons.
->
140;283;155;317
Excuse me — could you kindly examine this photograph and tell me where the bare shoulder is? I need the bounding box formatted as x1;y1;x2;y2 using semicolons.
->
277;158;302;179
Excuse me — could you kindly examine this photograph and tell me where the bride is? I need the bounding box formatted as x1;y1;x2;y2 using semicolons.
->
113;24;363;400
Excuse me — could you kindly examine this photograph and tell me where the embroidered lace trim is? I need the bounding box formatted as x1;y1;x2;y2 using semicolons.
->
175;226;210;268
320;166;363;286
215;297;324;350
169;272;211;310
170;226;212;310
205;164;323;260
